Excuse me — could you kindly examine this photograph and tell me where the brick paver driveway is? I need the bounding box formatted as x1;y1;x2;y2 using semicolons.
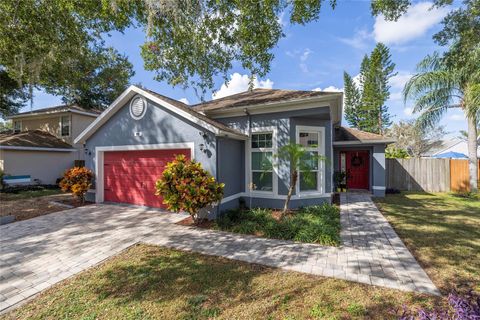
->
0;194;439;313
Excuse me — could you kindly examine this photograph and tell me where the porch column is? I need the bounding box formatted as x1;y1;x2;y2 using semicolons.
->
372;144;386;197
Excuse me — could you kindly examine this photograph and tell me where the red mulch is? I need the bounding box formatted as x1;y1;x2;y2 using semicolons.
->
176;215;215;228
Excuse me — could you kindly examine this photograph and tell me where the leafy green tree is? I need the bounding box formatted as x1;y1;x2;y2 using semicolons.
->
404;49;479;192
344;43;395;134
385;120;446;157
385;145;409;159
0;0;137;112
0;70;27;118
275;143;325;217
0;0;459;111
343;72;361;128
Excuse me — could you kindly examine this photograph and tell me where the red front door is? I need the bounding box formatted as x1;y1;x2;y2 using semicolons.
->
345;151;369;190
103;149;191;207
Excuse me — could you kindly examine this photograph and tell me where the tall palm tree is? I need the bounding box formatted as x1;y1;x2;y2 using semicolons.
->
404;49;479;192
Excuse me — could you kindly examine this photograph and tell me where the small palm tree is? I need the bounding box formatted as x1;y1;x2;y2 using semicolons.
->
276;143;325;217
404;50;479;192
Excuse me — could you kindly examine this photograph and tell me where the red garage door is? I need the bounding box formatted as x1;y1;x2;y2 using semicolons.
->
104;149;191;208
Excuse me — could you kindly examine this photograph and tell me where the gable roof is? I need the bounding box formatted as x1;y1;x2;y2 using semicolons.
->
0;130;76;151
141;88;247;137
74;85;247;144
192;88;341;112
8;104;101;119
333;127;395;145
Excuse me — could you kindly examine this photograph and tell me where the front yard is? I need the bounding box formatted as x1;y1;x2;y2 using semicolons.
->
2;192;478;319
2;244;435;320
374;192;480;294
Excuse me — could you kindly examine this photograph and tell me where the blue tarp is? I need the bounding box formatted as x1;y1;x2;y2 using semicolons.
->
433;151;468;159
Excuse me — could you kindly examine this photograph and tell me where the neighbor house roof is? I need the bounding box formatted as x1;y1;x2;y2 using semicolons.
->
333;127;395;145
0;130;76;151
8;104;101;119
192;88;340;112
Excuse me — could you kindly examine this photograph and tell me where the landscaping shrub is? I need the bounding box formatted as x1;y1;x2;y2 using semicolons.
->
395;290;480;320
215;203;340;246
155;154;224;222
59;167;93;203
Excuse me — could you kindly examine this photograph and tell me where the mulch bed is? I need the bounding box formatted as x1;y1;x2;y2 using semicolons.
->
1;194;93;223
176;208;296;229
176;215;215;228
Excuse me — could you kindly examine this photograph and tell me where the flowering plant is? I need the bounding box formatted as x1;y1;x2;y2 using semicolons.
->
395;290;480;320
155;155;224;222
59;167;93;203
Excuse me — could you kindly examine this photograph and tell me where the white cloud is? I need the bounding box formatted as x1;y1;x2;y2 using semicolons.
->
373;2;449;45
449;114;465;121
403;107;414;116
299;48;313;73
286;48;313;73
390;72;412;90
179;98;190;105
312;86;343;92
338;29;371;50
212;73;274;100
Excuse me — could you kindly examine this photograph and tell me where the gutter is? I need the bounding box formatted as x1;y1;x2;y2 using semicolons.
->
333;139;396;146
0;146;77;152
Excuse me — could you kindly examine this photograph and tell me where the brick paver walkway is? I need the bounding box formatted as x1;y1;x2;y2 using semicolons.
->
0;194;439;313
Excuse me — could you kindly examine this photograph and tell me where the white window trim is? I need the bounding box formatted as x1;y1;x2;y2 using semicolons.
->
94;142;195;203
245;126;278;197
60;115;71;137
295;125;325;196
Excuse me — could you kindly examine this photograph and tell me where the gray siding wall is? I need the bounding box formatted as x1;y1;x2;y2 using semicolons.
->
215;106;333;210
217;137;245;197
85;96;217;180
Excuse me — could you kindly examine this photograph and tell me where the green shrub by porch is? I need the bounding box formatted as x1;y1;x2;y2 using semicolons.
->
215;204;340;246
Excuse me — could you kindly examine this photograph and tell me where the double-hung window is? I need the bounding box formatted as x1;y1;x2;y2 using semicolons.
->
251;132;274;192
60;115;70;137
297;127;324;193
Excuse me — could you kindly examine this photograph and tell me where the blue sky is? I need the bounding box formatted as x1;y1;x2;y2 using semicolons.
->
27;1;466;136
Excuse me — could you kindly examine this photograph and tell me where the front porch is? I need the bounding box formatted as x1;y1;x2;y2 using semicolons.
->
333;127;395;197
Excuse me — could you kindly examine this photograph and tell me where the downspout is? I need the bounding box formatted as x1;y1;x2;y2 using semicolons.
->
244;108;251;199
215;136;220;217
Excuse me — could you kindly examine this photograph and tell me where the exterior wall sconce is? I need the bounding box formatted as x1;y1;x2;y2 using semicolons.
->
199;143;205;152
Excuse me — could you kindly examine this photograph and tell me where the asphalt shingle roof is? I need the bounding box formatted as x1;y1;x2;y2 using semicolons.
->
192;88;339;112
334;127;391;142
0;130;74;149
11;104;101;117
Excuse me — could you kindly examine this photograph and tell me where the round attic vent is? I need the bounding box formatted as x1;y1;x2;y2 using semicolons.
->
130;96;147;120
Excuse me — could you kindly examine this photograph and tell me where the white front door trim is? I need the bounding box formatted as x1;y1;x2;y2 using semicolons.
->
94;142;195;203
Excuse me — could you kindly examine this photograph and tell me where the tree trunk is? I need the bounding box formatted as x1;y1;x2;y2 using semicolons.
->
467;114;478;193
282;170;297;218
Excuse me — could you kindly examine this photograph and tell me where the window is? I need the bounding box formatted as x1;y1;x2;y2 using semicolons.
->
13;120;21;133
251;132;274;192
297;127;324;193
61;115;70;136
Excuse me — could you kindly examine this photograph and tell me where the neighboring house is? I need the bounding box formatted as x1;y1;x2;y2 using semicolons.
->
0;105;99;184
75;85;393;215
423;137;480;158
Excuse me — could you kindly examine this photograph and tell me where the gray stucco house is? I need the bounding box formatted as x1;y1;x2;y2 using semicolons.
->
75;85;393;215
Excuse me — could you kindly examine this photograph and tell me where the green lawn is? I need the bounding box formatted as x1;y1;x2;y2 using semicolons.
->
2;244;436;320
374;192;480;294
0;188;62;201
214;204;340;246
